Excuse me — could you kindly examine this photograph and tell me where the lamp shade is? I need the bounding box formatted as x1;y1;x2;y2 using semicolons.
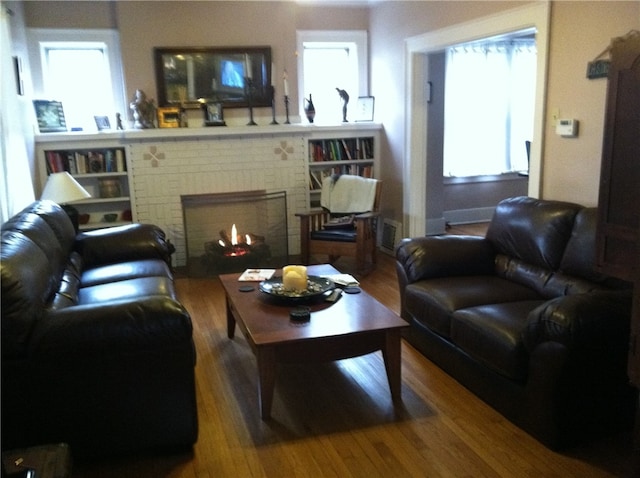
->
41;172;91;204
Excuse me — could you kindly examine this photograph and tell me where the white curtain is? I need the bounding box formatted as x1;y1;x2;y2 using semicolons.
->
1;4;34;223
443;40;536;177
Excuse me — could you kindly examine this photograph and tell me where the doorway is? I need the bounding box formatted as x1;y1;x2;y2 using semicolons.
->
403;2;550;237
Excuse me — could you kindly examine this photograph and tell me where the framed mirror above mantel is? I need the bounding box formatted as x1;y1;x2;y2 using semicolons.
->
154;46;272;108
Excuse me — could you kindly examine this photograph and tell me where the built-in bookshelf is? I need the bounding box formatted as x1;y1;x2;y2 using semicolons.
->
37;139;133;231
307;132;378;209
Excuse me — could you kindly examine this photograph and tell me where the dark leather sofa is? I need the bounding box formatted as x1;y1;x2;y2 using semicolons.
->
1;201;198;458
396;196;637;449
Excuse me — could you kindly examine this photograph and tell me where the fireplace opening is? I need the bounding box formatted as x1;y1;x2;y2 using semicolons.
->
182;190;289;276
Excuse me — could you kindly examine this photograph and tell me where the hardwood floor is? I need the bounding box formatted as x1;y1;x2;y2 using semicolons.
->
73;232;634;477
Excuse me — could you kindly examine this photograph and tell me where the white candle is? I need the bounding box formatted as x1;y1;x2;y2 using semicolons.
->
245;55;252;80
283;70;289;96
283;265;307;291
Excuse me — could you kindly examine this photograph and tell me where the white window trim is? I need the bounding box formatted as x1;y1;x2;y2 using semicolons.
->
296;30;368;116
27;28;127;126
404;2;550;237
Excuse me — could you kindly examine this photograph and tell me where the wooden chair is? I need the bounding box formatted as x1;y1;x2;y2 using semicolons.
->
296;176;382;275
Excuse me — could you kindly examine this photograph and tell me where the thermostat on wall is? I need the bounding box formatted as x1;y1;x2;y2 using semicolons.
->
556;118;579;137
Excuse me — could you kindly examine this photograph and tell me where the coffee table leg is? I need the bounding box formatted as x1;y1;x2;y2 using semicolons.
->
256;346;276;419
382;329;402;403
226;296;236;339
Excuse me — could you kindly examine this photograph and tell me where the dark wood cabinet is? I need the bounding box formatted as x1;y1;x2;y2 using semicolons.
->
595;31;640;474
596;31;640;386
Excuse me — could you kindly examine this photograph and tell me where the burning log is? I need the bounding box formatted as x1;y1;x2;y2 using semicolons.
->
201;226;272;274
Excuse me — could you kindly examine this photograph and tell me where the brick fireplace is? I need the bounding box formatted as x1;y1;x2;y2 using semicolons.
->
181;190;288;276
126;130;308;267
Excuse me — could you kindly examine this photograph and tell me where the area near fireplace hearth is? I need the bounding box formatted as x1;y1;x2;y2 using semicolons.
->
36;124;381;268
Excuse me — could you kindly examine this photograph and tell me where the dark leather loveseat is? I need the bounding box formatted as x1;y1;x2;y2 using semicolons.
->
1;201;198;458
396;196;637;449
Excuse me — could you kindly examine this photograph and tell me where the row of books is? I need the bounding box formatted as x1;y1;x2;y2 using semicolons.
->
309;137;374;163
308;165;374;191
46;149;127;175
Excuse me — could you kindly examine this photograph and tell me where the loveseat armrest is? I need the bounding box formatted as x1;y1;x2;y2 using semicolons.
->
74;223;175;268
28;296;192;358
523;290;632;353
395;235;496;284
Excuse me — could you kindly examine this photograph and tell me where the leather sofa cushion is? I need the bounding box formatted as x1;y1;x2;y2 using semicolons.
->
405;276;540;338
81;259;173;287
2;213;68;284
451;300;545;380
75;224;174;267
78;276;177;304
486;196;581;270
1;232;54;357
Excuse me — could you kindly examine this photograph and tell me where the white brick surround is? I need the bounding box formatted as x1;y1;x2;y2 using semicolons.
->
127;131;308;267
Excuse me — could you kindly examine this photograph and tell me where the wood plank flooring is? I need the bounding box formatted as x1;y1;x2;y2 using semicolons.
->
73;226;635;477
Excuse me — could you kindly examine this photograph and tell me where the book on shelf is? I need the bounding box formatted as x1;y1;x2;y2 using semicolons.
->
46;149;127;176
310;138;373;162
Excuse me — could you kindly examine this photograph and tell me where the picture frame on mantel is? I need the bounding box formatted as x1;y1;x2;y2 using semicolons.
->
202;102;226;126
33;100;67;133
157;106;182;128
154;46;272;109
355;96;375;122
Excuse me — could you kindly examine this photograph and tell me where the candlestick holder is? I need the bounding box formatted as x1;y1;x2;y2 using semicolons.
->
245;77;257;126
269;85;278;125
284;95;291;124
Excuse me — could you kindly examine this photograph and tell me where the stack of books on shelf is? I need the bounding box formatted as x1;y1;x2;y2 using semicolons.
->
46;149;126;175
309;137;374;162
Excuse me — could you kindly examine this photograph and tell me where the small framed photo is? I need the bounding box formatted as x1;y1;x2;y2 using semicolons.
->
355;96;375;122
94;115;111;131
202;102;226;126
157;106;182;128
33;100;67;133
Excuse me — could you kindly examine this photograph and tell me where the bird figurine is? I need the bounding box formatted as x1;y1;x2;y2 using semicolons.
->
336;88;349;122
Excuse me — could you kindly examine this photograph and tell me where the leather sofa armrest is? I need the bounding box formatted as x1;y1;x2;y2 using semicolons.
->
523;290;632;353
28;296;192;358
74;224;175;267
395;235;496;284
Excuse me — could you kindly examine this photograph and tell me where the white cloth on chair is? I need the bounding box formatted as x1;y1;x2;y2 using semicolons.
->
320;175;378;213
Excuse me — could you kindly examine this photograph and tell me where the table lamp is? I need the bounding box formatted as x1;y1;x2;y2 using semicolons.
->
40;172;91;231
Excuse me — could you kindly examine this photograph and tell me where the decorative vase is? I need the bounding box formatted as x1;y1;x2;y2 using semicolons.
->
304;94;316;123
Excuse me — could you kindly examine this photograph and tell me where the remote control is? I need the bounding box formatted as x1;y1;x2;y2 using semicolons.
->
325;289;343;302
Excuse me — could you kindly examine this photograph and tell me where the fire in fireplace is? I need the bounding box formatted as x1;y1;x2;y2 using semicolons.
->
182;191;288;276
202;223;272;273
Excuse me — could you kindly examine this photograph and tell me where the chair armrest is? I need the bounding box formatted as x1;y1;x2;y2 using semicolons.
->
29;296;192;358
354;211;380;221
395;235;496;284
74;224;174;267
523;290;632;353
295;209;326;218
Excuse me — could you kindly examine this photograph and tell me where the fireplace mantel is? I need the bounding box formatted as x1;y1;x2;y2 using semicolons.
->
35;123;381;143
35;123;382;267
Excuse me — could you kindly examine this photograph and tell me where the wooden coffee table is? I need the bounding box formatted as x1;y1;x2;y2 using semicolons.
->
219;264;408;419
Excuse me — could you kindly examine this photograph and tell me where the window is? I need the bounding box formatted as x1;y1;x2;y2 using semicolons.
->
443;37;536;177
28;29;126;132
297;31;368;124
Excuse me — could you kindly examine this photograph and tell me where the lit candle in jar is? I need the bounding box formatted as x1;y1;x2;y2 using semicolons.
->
282;265;307;291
